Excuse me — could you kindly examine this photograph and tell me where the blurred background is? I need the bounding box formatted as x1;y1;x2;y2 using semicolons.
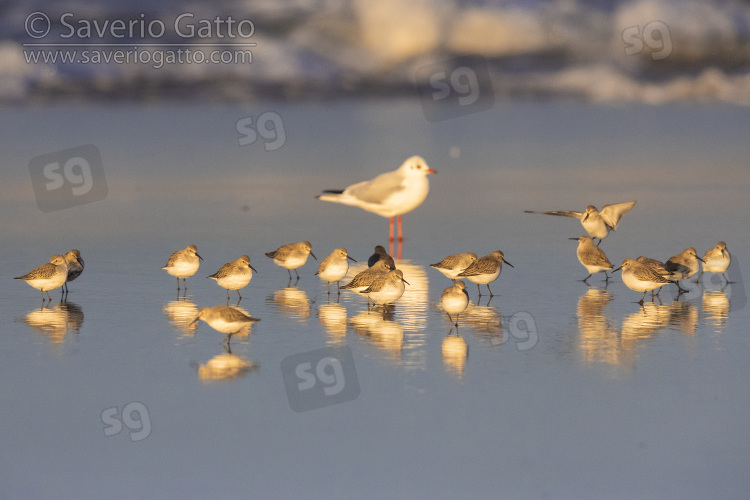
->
3;0;750;105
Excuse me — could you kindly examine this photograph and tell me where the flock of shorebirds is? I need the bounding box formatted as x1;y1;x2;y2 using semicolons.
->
14;157;734;336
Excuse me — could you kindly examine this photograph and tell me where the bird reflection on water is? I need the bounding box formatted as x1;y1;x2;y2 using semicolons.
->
16;300;84;346
163;298;199;338
441;330;468;380
317;302;348;346
267;286;311;321
197;345;257;383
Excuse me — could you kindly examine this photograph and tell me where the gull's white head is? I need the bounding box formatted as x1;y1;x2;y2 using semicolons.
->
398;156;436;177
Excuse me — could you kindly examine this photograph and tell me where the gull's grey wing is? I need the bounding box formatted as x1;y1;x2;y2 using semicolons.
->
524;210;584;220
600;201;636;230
345;170;406;204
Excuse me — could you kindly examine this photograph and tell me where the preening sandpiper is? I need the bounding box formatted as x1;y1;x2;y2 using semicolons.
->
665;247;704;293
367;245;395;269
62;249;84;293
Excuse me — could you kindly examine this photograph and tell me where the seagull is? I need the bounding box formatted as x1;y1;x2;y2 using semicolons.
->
316;156;436;246
525;201;636;245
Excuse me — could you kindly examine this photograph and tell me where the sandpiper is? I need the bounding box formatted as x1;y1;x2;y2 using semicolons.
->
316;248;357;294
569;236;613;282
665;247;704;293
525;201;636;245
191;305;260;343
316;156;436;244
207;255;257;301
430;252;478;282
698;241;732;283
613;258;675;304
340;259;395;302
162;245;203;290
359;269;409;306
265;241;316;279
15;254;68;302
440;280;470;326
62;249;84;293
457;251;513;297
636;256;673;295
367;245;395;269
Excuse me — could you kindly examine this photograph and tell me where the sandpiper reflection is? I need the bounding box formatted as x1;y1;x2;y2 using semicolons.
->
317;302;348;345
350;309;404;362
702;289;730;333
16;300;84;345
575;288;619;366
667;298;699;337
163;298;199;337
340;260;428;332
198;346;257;382
267;286;311;321
462;300;503;345
620;301;671;353
441;330;468;380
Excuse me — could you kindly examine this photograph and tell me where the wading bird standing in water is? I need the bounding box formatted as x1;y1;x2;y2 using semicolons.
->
316;156;435;258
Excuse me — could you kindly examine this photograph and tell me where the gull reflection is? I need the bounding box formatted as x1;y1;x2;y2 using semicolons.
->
702;289;730;333
350;309;404;362
163;298;199;337
441;330;468;380
317;302;348;346
267;286;311;321
16;300;84;345
575;288;619;366
197;346;257;383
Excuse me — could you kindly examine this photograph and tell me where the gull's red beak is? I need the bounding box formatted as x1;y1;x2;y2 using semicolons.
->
427;168;437;174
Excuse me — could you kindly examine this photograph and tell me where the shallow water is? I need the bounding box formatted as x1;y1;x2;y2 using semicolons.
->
1;100;749;498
